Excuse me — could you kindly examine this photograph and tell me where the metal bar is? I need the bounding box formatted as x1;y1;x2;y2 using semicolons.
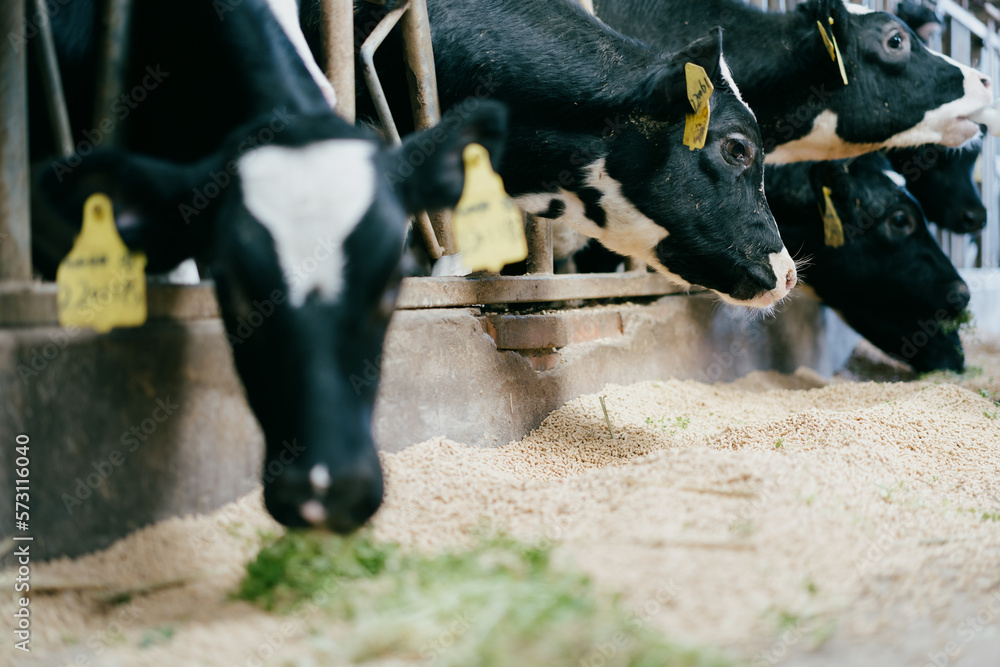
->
359;2;410;145
360;2;445;259
947;21;974;268
400;0;441;132
0;0;32;281
985;19;1000;268
32;0;74;158
625;257;647;272
396;273;689;309
321;0;355;123
0;282;219;327
92;0;132;147
937;0;988;40
415;210;444;260
525;215;554;274
400;0;456;255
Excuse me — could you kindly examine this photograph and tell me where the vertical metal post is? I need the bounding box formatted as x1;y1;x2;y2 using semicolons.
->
985;19;1000;268
33;0;74;158
0;0;32;281
322;0;355;123
525;215;554;274
400;0;455;254
947;22;973;268
92;0;132;147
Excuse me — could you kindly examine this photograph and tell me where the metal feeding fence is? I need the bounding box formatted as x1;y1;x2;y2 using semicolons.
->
1;0;997;320
356;0;1000;311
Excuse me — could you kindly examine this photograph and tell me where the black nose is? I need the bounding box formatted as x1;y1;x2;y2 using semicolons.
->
730;262;777;301
959;208;987;233
323;469;384;533
946;280;971;314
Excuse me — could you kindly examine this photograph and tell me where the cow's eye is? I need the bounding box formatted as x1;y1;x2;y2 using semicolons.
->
722;137;753;168
887;32;904;49
887;210;915;234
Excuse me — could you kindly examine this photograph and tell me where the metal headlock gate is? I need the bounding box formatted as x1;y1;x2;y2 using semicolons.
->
1;0;997;323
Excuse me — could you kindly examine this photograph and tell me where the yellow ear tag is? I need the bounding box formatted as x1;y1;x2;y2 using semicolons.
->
452;143;528;273
683;62;714;151
56;193;148;333
819;186;845;248
817;19;849;86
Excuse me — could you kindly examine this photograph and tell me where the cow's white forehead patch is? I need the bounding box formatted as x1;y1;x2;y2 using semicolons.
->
844;2;874;15
719;55;754;120
883;169;907;188
240;139;377;307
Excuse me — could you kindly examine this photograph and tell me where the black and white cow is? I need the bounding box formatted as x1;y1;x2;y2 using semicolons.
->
887;142;986;233
886;4;986;234
594;0;993;163
766;153;970;372
30;0;508;532
333;0;797;309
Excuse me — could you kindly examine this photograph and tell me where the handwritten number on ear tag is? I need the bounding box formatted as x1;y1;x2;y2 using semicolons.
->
56;193;148;333
452;143;529;273
817;19;849;86
820;186;846;248
683;63;713;150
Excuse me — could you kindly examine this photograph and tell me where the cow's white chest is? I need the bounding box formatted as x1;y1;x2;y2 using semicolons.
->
239;139;377;306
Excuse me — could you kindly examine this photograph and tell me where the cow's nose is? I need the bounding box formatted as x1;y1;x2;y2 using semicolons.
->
947;281;971;313
982;75;992;89
784;268;797;292
961;208;987;232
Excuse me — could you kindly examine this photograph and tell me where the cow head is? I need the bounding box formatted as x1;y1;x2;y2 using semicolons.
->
889;142;986;234
34;103;508;532
767;153;969;372
521;28;797;309
763;0;992;163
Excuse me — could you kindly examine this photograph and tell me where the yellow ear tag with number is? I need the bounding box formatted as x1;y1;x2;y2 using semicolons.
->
817;19;849;86
452;143;528;273
56;193;147;333
819;186;845;248
683;62;714;150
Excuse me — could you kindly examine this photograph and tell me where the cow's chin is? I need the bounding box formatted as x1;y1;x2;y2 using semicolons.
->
713;287;788;312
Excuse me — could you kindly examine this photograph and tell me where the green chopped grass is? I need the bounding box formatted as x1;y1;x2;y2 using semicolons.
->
940;309;975;335
237;530;729;667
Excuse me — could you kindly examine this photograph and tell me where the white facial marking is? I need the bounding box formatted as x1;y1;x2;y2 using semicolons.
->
309;463;332;493
240;139;377;307
766;47;991;163
883;169;907;188
719;55;754;119
300;500;327;525
844;2;874;15
266;0;338;109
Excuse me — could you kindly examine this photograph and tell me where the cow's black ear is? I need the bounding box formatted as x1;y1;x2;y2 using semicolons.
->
390;100;508;214
808;160;855;226
800;0;850;43
640;28;723;117
31;150;219;278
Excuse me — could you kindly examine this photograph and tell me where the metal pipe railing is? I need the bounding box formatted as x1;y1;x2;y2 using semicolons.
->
32;0;73;158
92;0;132;148
322;0;355;123
0;0;32;281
